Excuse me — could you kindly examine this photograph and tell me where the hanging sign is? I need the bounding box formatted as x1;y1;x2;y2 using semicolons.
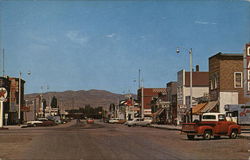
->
0;87;7;102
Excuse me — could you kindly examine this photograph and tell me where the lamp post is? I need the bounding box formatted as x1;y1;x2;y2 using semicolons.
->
176;47;193;122
18;71;31;125
141;78;144;119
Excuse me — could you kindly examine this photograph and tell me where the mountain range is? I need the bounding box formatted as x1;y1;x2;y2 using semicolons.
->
25;89;135;111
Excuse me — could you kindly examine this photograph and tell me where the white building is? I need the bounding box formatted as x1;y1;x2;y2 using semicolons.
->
177;68;209;124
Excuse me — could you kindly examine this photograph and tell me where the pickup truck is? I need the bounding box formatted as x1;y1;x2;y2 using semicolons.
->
181;113;241;140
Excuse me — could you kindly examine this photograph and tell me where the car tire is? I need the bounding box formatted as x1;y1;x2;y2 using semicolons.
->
230;130;238;139
187;135;195;140
203;130;212;140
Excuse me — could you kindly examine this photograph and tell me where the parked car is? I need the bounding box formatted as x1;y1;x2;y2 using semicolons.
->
181;113;241;140
108;118;120;124
126;118;151;127
27;120;43;127
36;118;57;127
86;118;94;124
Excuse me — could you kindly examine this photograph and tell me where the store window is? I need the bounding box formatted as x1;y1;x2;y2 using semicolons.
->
234;72;242;88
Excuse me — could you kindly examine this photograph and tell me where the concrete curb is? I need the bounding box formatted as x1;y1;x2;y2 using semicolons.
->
150;125;181;131
239;134;250;140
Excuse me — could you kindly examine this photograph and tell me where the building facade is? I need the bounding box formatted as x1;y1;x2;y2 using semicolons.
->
0;76;25;125
209;52;250;113
177;68;209;124
138;88;167;117
166;81;177;124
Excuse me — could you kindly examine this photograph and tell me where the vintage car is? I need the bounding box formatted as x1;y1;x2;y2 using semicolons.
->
125;118;151;127
86;118;94;124
181;113;241;140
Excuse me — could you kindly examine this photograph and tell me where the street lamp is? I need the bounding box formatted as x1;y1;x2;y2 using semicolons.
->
18;71;31;125
176;47;193;122
141;78;144;119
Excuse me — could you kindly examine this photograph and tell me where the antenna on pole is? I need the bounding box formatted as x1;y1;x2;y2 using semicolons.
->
138;69;141;89
2;48;4;77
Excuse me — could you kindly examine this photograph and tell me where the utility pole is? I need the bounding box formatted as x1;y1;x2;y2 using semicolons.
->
141;78;144;119
138;69;141;89
176;47;193;122
18;72;22;125
2;48;5;77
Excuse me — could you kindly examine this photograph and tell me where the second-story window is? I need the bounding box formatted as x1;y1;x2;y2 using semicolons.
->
234;72;243;88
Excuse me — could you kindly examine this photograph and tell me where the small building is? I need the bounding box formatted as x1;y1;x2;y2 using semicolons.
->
138;88;167;117
177;67;209;124
209;52;250;113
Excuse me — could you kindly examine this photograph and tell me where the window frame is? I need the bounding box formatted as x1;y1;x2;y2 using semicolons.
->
234;72;243;88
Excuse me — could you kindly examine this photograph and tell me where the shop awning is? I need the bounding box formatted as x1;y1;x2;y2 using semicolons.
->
192;103;207;115
200;101;218;113
151;108;164;117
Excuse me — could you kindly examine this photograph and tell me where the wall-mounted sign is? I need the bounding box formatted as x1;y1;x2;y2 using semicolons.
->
0;87;7;102
244;44;250;97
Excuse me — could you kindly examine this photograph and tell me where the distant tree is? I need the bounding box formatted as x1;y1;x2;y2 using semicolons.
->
51;96;58;108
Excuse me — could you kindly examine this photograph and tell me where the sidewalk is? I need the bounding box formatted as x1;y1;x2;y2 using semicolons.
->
0;125;26;130
150;124;250;139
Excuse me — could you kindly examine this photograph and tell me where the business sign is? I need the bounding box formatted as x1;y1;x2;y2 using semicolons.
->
244;43;250;97
0;87;7;102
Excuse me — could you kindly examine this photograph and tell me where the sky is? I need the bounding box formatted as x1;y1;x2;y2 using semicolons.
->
0;0;249;94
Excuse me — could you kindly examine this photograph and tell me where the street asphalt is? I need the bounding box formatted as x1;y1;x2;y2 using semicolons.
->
0;120;249;160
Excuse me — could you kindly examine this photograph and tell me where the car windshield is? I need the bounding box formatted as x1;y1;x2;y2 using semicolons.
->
202;115;216;120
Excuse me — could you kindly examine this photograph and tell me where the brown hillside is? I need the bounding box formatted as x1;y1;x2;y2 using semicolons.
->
24;89;132;111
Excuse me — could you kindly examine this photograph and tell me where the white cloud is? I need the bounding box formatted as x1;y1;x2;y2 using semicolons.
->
243;0;250;2
66;31;88;46
195;20;217;25
105;33;116;38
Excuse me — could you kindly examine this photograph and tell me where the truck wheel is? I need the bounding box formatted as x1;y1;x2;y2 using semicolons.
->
187;135;195;140
203;131;211;140
230;130;238;139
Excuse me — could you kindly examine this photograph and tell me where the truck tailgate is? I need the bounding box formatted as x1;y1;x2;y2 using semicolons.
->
182;123;197;133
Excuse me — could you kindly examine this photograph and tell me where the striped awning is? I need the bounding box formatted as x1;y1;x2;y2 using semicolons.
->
192;103;207;115
151;108;165;117
200;101;218;113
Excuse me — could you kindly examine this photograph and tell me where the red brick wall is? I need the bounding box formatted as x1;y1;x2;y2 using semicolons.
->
209;55;220;101
209;53;250;104
138;88;166;109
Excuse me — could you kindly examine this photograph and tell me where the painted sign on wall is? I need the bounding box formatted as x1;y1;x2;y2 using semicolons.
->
244;43;250;97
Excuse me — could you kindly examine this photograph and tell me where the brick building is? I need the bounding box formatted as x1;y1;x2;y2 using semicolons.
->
209;52;250;113
137;88;167;117
8;77;25;124
177;67;209;124
0;76;25;125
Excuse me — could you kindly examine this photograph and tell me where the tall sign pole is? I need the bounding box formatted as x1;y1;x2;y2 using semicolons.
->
0;87;7;128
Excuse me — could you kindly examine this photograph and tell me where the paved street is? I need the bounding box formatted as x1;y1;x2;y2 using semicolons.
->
0;120;249;160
